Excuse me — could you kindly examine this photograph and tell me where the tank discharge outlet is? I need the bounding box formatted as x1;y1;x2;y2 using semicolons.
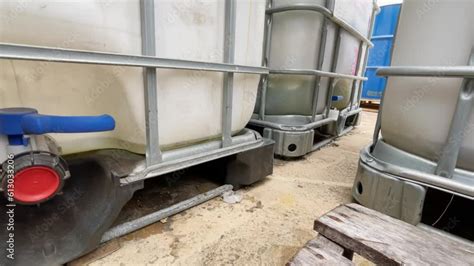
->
0;107;115;204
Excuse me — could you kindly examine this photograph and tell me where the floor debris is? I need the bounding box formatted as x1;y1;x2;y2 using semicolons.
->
222;190;243;204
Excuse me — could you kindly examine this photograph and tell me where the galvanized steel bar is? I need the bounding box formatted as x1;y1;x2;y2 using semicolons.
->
249;117;336;132
312;16;328;122
330;13;372;46
265;3;372;46
435;79;474;178
259;0;273;121
357;2;379;105
270;69;367;81
123;137;265;184
140;0;162;166
266;3;332;16
222;0;236;147
349;41;364;110
101;184;233;243
325;26;342;117
360;147;474;199
259;76;269;120
375;54;474;177
0;43;268;75
371;85;386;150
377;66;474;78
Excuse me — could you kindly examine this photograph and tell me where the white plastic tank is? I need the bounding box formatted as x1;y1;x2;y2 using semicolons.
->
381;0;474;171
0;0;266;155
259;0;374;115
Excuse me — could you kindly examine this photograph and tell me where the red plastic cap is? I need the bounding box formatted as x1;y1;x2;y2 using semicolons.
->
14;166;61;204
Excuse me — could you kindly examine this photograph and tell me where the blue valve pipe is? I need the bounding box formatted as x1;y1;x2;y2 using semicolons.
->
22;114;115;134
0;108;115;146
332;95;344;102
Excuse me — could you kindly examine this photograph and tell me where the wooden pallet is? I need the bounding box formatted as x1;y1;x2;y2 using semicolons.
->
289;203;474;265
360;100;380;110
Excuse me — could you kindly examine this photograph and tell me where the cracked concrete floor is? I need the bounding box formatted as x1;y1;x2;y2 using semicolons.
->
70;110;377;266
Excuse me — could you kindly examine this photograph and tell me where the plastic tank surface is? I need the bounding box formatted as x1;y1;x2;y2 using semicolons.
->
381;0;474;171
362;3;401;100
254;0;374;115
0;0;265;155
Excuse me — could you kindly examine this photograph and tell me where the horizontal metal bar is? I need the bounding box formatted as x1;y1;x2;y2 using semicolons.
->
340;107;363;118
249;117;336;132
365;66;383;69
270;68;367;81
266;4;372;46
371;34;394;40
101;184;233;243
122;135;269;184
361;147;474;199
377;66;474;78
159;128;257;163
330;14;373;46
266;3;332;16
0;43;268;75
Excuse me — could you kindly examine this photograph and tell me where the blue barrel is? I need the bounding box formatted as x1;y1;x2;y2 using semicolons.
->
362;4;401;100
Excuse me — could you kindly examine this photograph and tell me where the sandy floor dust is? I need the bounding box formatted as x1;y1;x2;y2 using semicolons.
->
71;110;377;266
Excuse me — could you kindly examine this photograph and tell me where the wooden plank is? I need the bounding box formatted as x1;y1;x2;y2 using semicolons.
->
288;235;354;265
314;203;474;265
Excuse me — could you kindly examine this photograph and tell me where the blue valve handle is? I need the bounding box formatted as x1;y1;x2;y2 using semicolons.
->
0;108;115;146
332;95;344;102
21;114;115;134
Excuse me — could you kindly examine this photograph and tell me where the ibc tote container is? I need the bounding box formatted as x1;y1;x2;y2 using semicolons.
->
0;0;265;155
248;0;377;157
353;0;474;237
0;1;274;265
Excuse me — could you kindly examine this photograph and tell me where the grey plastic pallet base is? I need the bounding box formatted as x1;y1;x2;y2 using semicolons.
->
323;110;362;137
253;109;362;158
352;137;474;227
0;139;274;266
263;128;317;157
338;109;362;135
352;159;427;225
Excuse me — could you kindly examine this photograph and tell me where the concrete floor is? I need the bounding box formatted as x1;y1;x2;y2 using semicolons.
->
71;110;377;266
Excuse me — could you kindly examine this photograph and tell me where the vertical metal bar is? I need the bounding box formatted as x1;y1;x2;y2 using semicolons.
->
140;0;162;166
325;26;342;117
326;0;335;11
259;0;273;121
222;0;236;147
435;79;474;178
311;16;328;121
349;41;364;110
371;78;387;150
357;2;378;105
369;2;384;151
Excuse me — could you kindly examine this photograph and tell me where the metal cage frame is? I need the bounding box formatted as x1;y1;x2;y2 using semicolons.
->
248;0;378;157
0;0;273;185
367;63;474;199
353;57;474;225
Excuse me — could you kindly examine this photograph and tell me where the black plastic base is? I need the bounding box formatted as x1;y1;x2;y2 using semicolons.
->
0;139;274;265
224;138;274;189
0;153;143;266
